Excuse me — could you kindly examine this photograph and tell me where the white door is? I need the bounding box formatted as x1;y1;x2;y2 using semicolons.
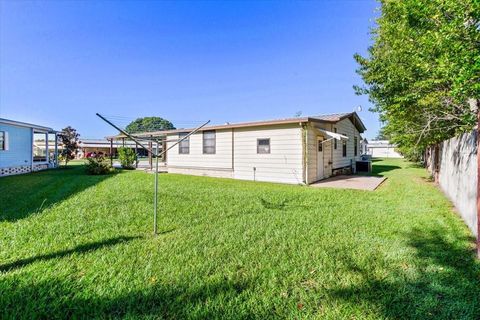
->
317;137;324;180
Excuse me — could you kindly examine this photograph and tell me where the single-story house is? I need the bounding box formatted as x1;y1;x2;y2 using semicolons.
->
111;112;366;184
78;139;150;158
366;140;403;158
0;118;58;176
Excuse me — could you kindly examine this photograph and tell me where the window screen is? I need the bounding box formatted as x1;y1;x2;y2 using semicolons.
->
33;132;47;162
0;131;4;150
257;138;270;154
178;132;189;154
203;130;216;154
342;137;347;157
354;136;358;156
334;128;337;149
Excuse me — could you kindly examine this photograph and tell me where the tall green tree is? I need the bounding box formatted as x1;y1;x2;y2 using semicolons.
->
355;0;480;160
58;126;80;166
125;117;175;134
375;127;391;141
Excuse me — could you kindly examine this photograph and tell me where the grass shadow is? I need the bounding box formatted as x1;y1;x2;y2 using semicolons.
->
259;198;290;210
355;163;401;178
258;197;314;211
370;164;401;176
0;275;267;318
407;163;425;169
327;227;480;319
0;236;141;273
0;164;117;222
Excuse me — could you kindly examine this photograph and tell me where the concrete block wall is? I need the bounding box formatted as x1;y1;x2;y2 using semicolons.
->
427;130;477;238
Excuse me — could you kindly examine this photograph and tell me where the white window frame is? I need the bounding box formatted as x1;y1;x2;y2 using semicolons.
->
202;130;216;154
0;131;6;150
342;134;347;157
354;136;358;156
257;138;271;154
178;132;190;154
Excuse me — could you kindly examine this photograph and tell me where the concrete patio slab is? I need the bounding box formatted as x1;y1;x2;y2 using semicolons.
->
310;175;386;191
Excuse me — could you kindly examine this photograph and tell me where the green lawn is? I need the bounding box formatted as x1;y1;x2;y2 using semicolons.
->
0;159;479;319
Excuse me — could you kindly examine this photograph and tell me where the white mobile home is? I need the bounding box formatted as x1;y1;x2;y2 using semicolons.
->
366;140;403;158
122;112;366;185
0;118;58;176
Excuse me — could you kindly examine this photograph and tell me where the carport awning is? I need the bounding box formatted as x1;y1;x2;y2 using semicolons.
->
318;128;348;140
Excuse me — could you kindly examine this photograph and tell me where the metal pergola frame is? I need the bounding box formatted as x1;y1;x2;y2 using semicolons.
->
96;113;210;235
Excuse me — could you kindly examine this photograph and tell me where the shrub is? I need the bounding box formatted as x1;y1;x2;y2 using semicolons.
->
85;155;114;175
58;153;67;165
118;147;137;169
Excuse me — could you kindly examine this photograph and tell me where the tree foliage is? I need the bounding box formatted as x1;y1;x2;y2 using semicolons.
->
355;0;480;160
375;126;392;140
125;117;175;134
58;126;80;166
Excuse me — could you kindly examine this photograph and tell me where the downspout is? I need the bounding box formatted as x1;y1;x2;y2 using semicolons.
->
45;132;49;166
30;128;34;172
331;124;334;176
231;128;235;175
54;132;58;168
302;123;308;185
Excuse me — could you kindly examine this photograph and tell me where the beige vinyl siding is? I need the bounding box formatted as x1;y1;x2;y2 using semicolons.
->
166;129;233;170
165;118;362;183
168;166;233;178
323;139;333;177
331;118;362;169
306;123;333;184
306;118;362;182
233;124;303;184
306;124;319;184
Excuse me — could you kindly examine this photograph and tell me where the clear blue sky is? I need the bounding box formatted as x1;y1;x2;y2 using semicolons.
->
0;0;380;139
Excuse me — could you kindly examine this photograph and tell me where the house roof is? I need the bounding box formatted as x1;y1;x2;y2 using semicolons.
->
0;118;56;132
106;112;366;139
78;138;139;148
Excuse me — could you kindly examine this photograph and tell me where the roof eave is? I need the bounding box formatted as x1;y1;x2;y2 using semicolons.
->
337;112;367;133
105;117;311;140
0;118;56;132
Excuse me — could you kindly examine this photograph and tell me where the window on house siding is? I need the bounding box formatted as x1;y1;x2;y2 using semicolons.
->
257;138;270;154
203;130;216;154
178;132;190;154
354;136;358;156
342;137;347;157
0;131;5;150
334;128;337;149
33;132;48;162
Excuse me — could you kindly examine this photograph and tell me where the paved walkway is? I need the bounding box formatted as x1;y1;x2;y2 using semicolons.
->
310;175;386;191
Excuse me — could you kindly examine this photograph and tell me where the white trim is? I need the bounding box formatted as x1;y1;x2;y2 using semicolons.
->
0;118;55;132
167;165;233;171
31;128;34;171
317;128;348;141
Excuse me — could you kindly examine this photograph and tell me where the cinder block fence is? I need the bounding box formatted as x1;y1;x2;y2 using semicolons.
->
425;130;478;239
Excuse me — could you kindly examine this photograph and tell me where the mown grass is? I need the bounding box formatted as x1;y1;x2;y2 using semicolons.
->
0;159;479;319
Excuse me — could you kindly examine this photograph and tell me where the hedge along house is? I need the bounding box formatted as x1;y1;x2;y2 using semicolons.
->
0;118;58;176
112;112;366;185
